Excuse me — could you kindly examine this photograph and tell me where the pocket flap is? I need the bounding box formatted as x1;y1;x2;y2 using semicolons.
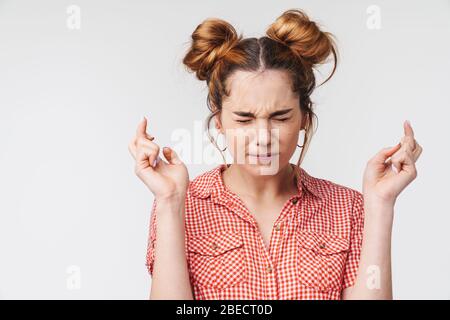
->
188;230;243;256
297;230;349;255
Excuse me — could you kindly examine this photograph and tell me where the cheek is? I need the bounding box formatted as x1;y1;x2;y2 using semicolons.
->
223;129;247;157
274;127;299;151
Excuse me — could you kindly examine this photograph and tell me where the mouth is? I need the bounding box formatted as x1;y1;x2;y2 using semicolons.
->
248;153;277;157
247;153;279;163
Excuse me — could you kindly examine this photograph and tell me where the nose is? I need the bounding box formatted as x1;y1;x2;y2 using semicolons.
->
255;120;271;148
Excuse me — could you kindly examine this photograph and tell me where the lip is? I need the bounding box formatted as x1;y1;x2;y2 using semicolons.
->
247;153;279;164
247;153;279;157
247;153;279;162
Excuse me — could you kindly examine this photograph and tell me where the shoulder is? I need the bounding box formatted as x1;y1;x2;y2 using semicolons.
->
322;177;362;202
302;170;365;236
302;168;363;214
187;164;223;199
301;167;361;200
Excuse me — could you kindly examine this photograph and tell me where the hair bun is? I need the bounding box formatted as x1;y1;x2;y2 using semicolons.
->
183;18;243;81
266;9;337;67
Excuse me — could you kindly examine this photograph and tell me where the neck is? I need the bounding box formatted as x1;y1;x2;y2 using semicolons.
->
222;163;297;200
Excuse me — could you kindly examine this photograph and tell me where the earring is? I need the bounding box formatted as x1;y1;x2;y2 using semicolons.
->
215;131;227;152
297;128;306;148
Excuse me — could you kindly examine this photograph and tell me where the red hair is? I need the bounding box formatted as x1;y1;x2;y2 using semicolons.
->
183;9;338;165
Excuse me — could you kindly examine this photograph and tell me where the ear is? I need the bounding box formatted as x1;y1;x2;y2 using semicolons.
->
214;114;224;134
300;111;309;130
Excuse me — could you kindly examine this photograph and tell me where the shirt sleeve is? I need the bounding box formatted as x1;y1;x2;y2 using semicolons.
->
341;190;365;289
145;198;157;277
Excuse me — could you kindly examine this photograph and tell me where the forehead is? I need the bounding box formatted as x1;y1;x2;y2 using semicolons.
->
223;69;299;113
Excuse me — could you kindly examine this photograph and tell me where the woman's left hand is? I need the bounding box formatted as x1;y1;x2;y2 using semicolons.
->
363;120;423;207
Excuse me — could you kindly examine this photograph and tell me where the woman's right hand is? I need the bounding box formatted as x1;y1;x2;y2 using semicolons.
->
128;116;189;201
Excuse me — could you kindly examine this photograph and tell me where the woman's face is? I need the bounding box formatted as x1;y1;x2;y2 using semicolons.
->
216;69;303;175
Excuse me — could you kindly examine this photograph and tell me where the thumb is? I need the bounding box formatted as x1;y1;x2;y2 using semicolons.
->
373;142;402;164
162;147;182;165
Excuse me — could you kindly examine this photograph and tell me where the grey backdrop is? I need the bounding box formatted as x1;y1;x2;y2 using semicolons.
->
0;0;449;299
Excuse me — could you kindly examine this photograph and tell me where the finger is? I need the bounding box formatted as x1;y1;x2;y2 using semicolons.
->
391;148;415;172
384;157;401;174
136;136;158;150
390;148;410;173
402;148;415;165
130;136;158;165
162;147;182;165
136;143;159;170
390;154;403;173
131;134;155;150
400;136;416;153
152;155;163;168
137;139;160;168
136;116;148;138
383;157;396;173
404;120;414;139
135;147;150;171
412;144;423;162
373;143;402;164
389;156;402;173
136;117;155;141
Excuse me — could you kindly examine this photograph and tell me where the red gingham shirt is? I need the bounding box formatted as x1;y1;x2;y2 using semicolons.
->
146;163;365;300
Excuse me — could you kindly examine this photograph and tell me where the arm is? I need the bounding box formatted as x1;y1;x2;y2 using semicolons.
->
149;195;193;300
128;116;192;299
342;199;393;299
342;120;422;300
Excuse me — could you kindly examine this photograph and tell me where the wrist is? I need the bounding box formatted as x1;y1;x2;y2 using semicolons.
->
363;199;395;231
363;193;396;210
155;194;185;217
156;192;186;205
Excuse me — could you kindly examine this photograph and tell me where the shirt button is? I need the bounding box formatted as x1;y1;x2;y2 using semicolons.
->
275;223;281;231
266;265;273;274
318;242;326;249
291;198;298;204
210;242;218;250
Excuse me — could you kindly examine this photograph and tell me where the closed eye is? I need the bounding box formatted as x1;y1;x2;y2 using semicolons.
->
236;118;290;123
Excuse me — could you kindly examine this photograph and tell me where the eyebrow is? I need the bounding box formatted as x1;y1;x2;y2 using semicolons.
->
232;108;293;117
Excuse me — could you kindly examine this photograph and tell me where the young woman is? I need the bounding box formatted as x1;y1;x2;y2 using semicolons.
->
128;9;422;300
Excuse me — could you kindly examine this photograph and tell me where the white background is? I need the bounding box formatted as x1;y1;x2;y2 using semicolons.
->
0;0;449;299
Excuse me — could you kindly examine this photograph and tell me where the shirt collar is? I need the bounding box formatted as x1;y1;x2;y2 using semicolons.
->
189;163;323;200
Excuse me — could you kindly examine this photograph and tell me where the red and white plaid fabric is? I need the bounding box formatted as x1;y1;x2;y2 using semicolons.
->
146;163;365;300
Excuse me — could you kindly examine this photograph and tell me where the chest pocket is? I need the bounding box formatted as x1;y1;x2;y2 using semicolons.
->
296;230;350;292
187;230;247;289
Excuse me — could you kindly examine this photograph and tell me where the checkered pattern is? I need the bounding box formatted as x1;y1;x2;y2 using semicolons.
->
146;163;365;300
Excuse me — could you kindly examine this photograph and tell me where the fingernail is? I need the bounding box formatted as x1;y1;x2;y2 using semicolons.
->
391;165;398;173
406;120;411;126
152;156;161;167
